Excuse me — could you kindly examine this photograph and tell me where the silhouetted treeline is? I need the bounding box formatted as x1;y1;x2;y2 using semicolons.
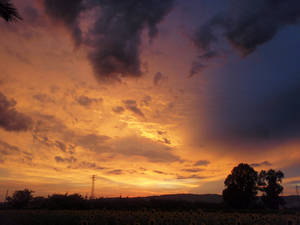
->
0;191;223;210
223;163;285;210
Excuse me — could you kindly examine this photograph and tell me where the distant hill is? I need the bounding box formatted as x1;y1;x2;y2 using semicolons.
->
142;194;300;208
283;195;300;208
144;194;223;204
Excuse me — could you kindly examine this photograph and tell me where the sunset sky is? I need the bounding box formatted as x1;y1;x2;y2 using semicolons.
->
1;0;300;200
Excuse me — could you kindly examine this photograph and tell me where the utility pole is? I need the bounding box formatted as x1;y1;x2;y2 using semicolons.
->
90;175;96;199
4;190;8;201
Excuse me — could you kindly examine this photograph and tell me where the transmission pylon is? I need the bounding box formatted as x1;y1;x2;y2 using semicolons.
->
90;175;96;199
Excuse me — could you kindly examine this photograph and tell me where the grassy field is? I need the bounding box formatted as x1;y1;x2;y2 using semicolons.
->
0;210;299;225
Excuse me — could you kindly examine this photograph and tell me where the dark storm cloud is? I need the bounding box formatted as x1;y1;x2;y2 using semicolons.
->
192;0;300;75
123;100;145;118
43;0;175;81
199;81;300;148
250;161;272;167
76;95;103;107
43;0;84;45
0;92;32;132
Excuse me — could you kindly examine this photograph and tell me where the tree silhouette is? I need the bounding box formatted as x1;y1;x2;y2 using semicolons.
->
223;163;258;209
0;0;22;22
259;169;285;209
6;189;34;209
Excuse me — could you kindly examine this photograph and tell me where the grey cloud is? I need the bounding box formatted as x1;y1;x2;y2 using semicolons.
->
250;161;272;167
5;47;32;65
43;0;175;81
76;95;103;107
54;156;106;170
163;138;171;145
0;140;20;156
76;134;111;152
33;114;110;154
71;161;105;170
194;160;210;166
153;72;167;86
54;156;77;163
33;93;54;103
182;168;204;173
123;100;145;118
32;114;180;163
176;175;207;180
114;136;182;163
112;106;125;114
141;96;152;106
106;169;123;175
153;170;167;175
55;141;67;152
157;130;166;136
0;140;32;163
192;0;300;75
0;92;32;132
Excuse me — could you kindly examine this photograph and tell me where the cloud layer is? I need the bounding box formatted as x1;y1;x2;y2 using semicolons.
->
192;0;300;75
43;0;175;81
0;92;32;132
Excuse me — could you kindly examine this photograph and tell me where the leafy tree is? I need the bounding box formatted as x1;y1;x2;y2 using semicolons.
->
6;189;34;209
46;193;86;209
0;0;22;22
223;163;258;209
258;169;285;209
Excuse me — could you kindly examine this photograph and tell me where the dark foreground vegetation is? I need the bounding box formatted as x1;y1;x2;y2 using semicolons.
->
0;209;299;225
1;192;223;211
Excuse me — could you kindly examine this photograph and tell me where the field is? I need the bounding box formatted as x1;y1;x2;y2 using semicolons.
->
0;210;299;225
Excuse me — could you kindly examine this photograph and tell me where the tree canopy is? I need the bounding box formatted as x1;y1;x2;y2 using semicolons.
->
259;169;285;209
6;189;33;209
0;0;22;22
223;163;258;209
223;163;285;209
